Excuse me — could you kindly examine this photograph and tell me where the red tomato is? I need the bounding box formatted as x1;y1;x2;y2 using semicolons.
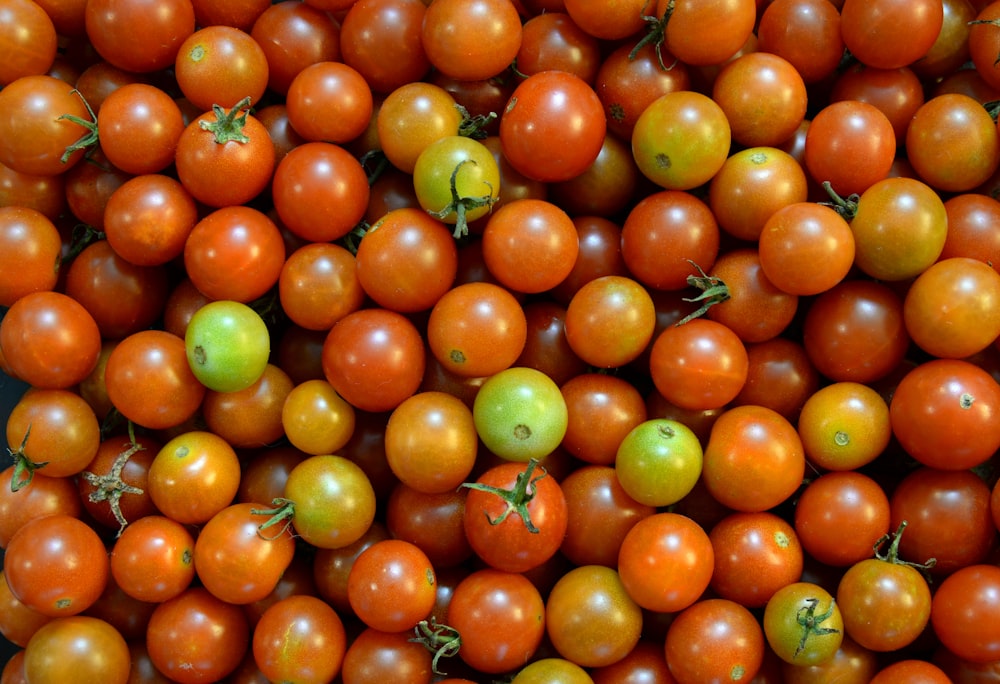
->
564;276;656;368
110;515;195;604
665;598;765;684
421;0;522;81
252;595;346;684
147;431;242;526
841;0;944;69
932;564;1000;663
339;0;430;94
0;208;61;308
96;83;184;175
347;539;436;633
286;60;373;144
249;1;341;95
804;100;896;197
174;25;269;111
709;511;804;608
85;0;195;73
23;616;130;684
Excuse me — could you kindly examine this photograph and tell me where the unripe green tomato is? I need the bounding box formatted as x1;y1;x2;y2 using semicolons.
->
615;419;703;507
184;300;270;392
473;367;568;462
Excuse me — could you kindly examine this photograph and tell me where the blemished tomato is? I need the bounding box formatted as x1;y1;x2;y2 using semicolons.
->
615;419;703;508
665;598;765;684
102;174;199;268
252;595;346;684
472;367;568;463
175;24;269;111
617;512;714;613
23;616;130;684
110;515;195;604
631;90;731;191
3;514;109;617
147;430;242;526
184;300;270;393
764;582;844;667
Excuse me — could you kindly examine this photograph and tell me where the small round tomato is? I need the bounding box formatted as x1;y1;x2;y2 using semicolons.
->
377;81;463;174
615;419;703;508
631;90;731;190
147;431;242;526
500;70;607;183
665;598;766;684
908;93;1000;193
932;564;1000;663
96;83;185;176
85;0;195;73
649;318;749;411
110;515;196;604
758;202;856;296
560;373;647;467
545;565;642;669
24;616;130;684
421;0;522;81
339;0;430;93
252;595;346;684
347;539;436;633
797;382;892;471
617;512;714;613
184;300;270;393
202;363;294;449
840;0;943;70
804;100;896;197
102;174;199;267
0;206;62;307
709;511;804;608
413;136;500;237
175;24;269;111
281;379;355;456
462;458;568;573
702;404;806;513
764;582;844;667
286;60;373;144
280;242;365;330
472;367;568;463
564;275;656;368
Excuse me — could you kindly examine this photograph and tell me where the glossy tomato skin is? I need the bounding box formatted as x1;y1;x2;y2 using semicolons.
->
0;207;62;308
85;0;195;73
23;616;130;684
283;454;377;550
649;319;749;411
346;539;436;633
709;511;804;608
251;594;346;684
932;564;1000;663
665;598;765;684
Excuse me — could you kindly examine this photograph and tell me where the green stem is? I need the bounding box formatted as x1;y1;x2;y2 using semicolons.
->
460;458;546;534
251;497;296;540
7;424;48;492
59;89;99;163
794;597;841;658
427;159;497;239
675;260;730;326
200;95;254;144
819;181;860;220
410;618;461;676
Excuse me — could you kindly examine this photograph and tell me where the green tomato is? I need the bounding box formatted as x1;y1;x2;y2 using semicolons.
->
184;300;270;393
473;367;568;463
615;419;703;507
412;135;500;237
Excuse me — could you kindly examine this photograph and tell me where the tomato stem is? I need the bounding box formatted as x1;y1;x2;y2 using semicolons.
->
793;597;841;658
7;424;49;492
819;181;860;220
59;89;99;163
456;103;497;140
410;617;462;675
675;259;730;326
628;0;678;71
873;520;938;576
251;497;297;540
78;422;146;537
427;159;497;239
200;95;254;144
461;458;546;534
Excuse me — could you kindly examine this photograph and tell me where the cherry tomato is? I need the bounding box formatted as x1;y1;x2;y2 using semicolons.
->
252;595;346;684
184;300;270;393
797;381;892;471
665;598;765;684
110;515;195;604
932;564;1000;663
764;581;844;667
147;430;242;526
804;100;896;197
175;25;269;111
0;207;62;308
615;419;703;508
710;511;804;608
421;0;522;81
347;539;436;633
23;616;129;684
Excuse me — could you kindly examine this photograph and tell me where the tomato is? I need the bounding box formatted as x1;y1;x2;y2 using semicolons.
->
646;0;757;68
0;75;91;176
779;635;879;684
940;192;1000;267
932;564;1000;663
732;337;820;423
516;11;602;82
23;616;129;684
322;307;426;413
272;141;370;242
650;318;749;412
907;93;1000;192
421;0;522;81
890;467;996;576
802;279;910;383
175;25;269;112
341;626;433;684
0;467;81;548
285;60;372;145
665;598;765;684
109;515;194;604
713;52;807;148
4;514;109;617
617;512;714;613
794;471;891;567
615;419;702;508
92;83;184;176
482;198;579;293
511;658;593;684
905;257;1000;359
64;240;170;340
870;660;952;684
462;458;568;573
889;359;1000;470
841;0;944;69
377;82;464;175
202;363;293;449
85;0;194;73
104;330;206;430
710;511;803;610
757;0;844;84
797;381;891;471
413;136;500;238
0;567;52;648
0;0;57;85
830;64;925;147
500;70;606;183
184;206;285;303
764;582;844;667
277;454;377;550
563;0;646;40
0;207;60;308
472;367;568;463
620;190;720;291
249;1;341;95
702;404;806;513
146;587;250;684
2;292;100;393
563;276;655;368
183;300;270;393
147;431;242;526
385;484;472;569
102;174;198;268
804;100;896;197
970;1;1000;92
279;242;365;330
339;0;430;94
278;378;354;457
252;595;346;684
758;203;856;297
445;569;545;674
346;539;436;633
631;90;731;191
559;373;646;467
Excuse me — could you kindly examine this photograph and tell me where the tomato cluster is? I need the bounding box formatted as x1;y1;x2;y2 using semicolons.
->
4;0;1000;682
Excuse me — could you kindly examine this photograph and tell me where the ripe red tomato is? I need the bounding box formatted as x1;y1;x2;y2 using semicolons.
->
147;430;242;526
665;598;765;684
421;0;522;81
709;511;804;608
564;276;656;368
110;515;195;604
96;83;184;175
252;595;346;684
339;0;430;93
347;539;437;633
932;564;1000;663
0;207;61;308
23;616;130;684
174;25;269;111
85;0;195;73
804;100;896;197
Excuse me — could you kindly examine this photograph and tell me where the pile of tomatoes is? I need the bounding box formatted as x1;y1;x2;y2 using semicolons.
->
5;0;1000;681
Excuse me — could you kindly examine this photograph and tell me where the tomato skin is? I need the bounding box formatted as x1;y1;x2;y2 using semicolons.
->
889;359;1000;471
932;564;1000;663
0;468;82;548
175;25;269;112
3;514;109;618
804;100;896;197
251;595;346;684
617;512;714;613
6;388;100;480
564;276;656;368
85;0;195;73
347;539;436;633
650;319;749;412
23;616;130;684
184;300;270;393
615;419;703;508
147;431;242;526
110;515;195;604
0;206;61;307
702;404;806;513
797;381;891;472
421;0;523;81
